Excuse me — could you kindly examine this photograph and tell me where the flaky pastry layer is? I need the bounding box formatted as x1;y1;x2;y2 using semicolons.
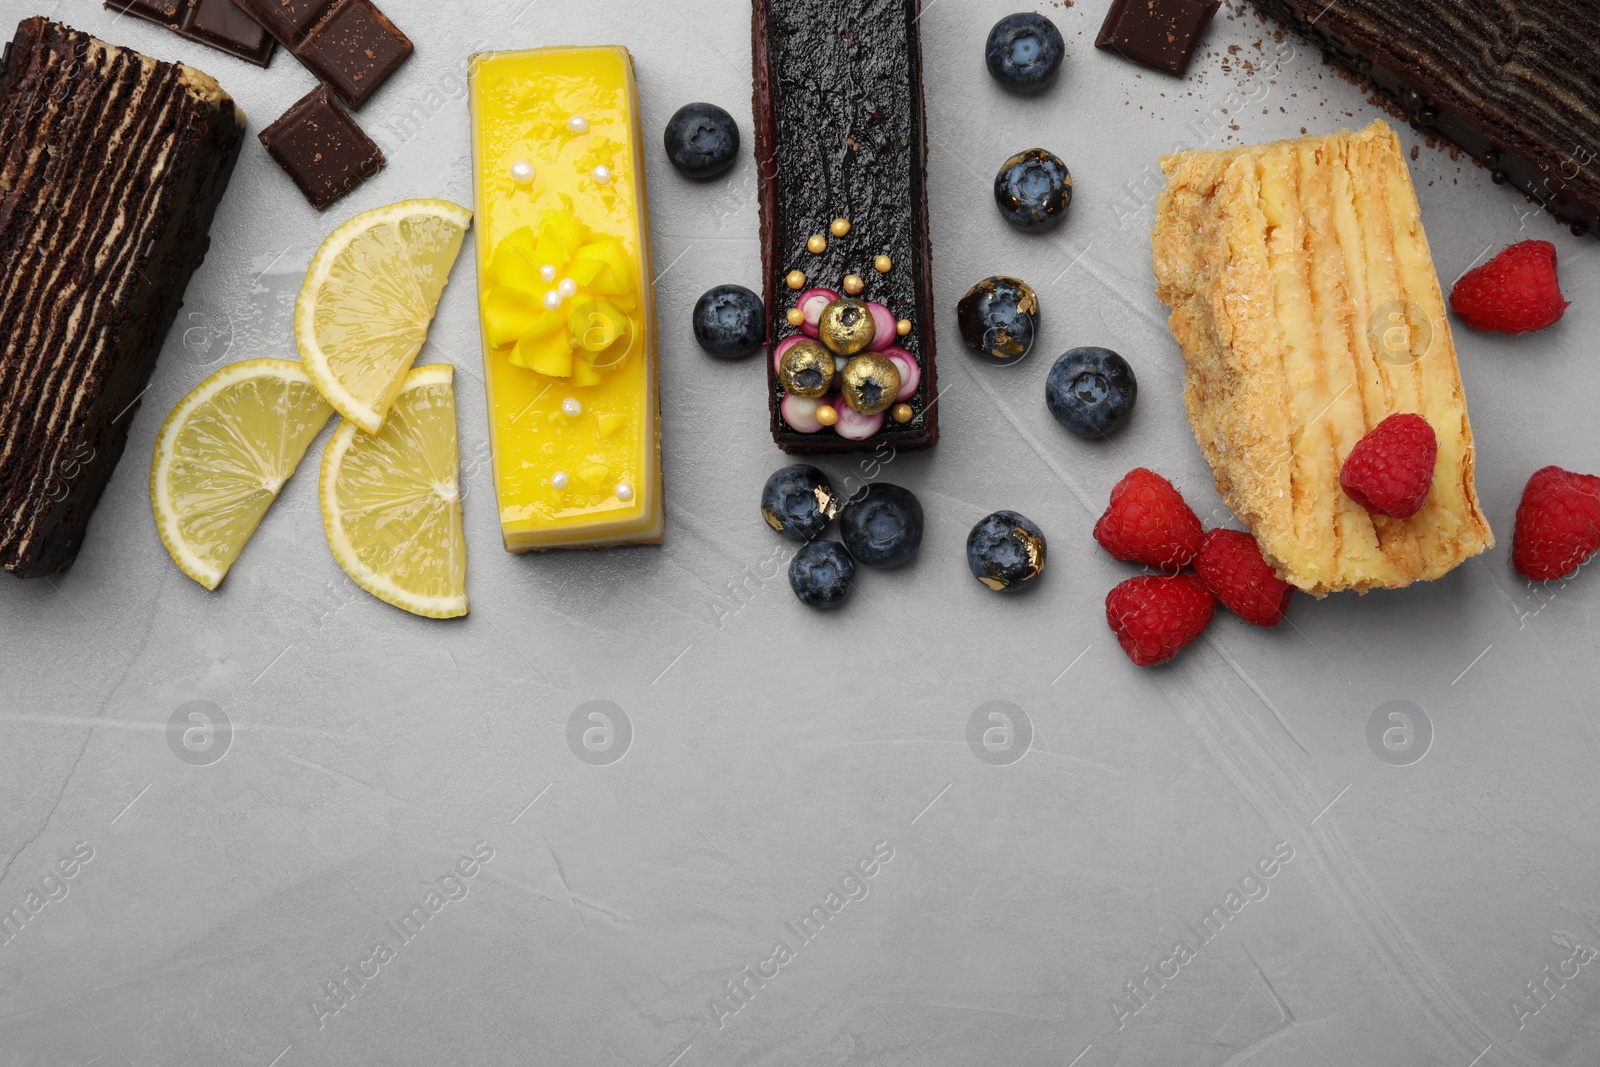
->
1153;121;1492;595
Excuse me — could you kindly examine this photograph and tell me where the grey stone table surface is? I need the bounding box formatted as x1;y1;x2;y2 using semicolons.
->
3;0;1598;1065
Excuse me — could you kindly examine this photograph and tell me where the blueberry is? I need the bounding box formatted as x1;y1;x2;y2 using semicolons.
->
967;511;1048;593
693;284;765;358
994;148;1072;232
664;102;741;180
986;13;1065;94
839;483;923;568
1046;347;1138;437
957;276;1039;365
789;540;855;608
761;464;838;542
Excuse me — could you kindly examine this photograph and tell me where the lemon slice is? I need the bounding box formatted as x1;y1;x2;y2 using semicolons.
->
151;359;334;590
296;199;472;433
320;364;467;619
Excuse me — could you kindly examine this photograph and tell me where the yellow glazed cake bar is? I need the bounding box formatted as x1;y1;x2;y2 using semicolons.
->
1152;121;1493;595
469;46;663;551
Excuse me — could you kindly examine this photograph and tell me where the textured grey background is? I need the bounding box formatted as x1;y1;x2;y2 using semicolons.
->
2;0;1598;1065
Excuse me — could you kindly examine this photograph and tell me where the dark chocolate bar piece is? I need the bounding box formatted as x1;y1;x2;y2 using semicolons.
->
236;0;327;42
260;84;385;209
0;17;246;576
234;0;412;109
294;0;412;110
1095;0;1220;77
752;0;939;455
104;0;276;67
1249;0;1600;239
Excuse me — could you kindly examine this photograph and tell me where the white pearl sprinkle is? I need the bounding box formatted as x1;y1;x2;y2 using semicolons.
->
551;471;569;490
544;290;563;310
593;165;612;184
558;278;578;299
561;397;583;417
540;264;558;283
615;482;634;502
567;115;589;134
510;160;535;185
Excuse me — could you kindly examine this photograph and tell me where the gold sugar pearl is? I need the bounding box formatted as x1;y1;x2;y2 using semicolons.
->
842;274;865;296
816;404;839;427
896;319;913;337
830;218;851;238
786;307;805;326
807;234;828;254
786;270;807;291
874;255;893;273
891;403;914;424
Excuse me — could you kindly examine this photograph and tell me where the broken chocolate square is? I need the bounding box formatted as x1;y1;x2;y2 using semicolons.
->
293;0;412;109
1095;0;1220;77
233;0;413;108
259;83;385;209
236;0;328;43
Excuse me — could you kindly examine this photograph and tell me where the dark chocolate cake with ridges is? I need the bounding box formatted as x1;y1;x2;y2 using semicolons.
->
0;17;245;577
753;0;939;454
1249;0;1600;238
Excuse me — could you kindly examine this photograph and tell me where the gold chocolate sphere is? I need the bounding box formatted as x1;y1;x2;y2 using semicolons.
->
816;404;839;427
817;298;877;356
786;270;807;291
830;217;851;237
778;340;836;398
891;403;914;424
896;318;913;337
840;353;902;415
807;234;828;254
874;255;893;273
842;274;866;296
786;307;805;326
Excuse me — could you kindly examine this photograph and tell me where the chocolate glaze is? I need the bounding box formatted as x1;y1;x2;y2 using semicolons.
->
1250;0;1600;239
752;0;939;454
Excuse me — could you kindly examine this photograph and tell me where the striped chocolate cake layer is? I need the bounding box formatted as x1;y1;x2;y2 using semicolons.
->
0;17;245;577
1250;0;1600;238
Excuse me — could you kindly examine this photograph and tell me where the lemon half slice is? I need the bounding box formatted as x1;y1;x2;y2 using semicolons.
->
319;364;467;619
296;199;472;433
151;359;334;590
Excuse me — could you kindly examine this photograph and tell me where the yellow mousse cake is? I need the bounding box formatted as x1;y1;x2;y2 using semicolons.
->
469;46;663;551
1152;121;1493;595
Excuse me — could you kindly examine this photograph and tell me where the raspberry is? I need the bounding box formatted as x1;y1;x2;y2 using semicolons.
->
1105;574;1216;667
1511;466;1600;582
1449;240;1569;334
1339;413;1438;519
1194;528;1294;627
1093;468;1203;570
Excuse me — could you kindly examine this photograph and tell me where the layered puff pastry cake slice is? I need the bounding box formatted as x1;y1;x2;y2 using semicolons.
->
1152;121;1493;596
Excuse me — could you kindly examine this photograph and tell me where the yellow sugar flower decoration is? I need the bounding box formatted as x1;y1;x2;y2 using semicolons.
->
480;211;637;385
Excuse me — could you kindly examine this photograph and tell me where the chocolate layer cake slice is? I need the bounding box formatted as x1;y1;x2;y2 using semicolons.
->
0;17;245;577
1249;0;1600;238
754;0;939;454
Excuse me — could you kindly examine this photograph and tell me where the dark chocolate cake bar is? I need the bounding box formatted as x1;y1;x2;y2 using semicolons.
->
1249;0;1600;238
753;0;939;454
0;17;245;577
